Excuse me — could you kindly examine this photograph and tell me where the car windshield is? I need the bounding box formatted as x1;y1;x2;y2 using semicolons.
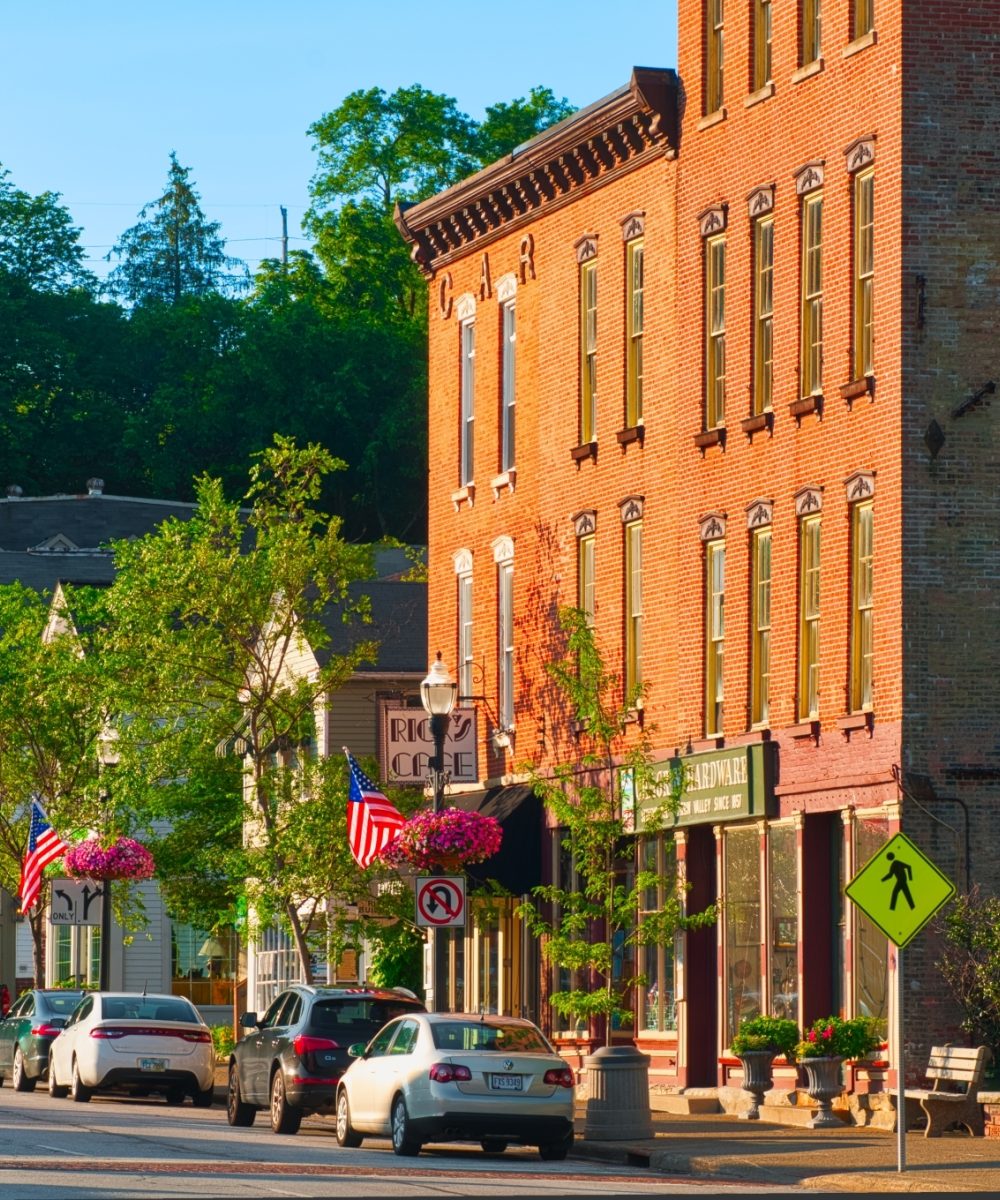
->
431;1020;551;1054
101;997;201;1023
39;992;84;1016
311;998;420;1039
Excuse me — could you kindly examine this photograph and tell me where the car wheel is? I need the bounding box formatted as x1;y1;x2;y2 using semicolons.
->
226;1064;256;1127
390;1094;421;1157
335;1090;363;1148
192;1084;214;1109
12;1048;37;1093
480;1137;508;1154
165;1087;186;1105
48;1065;69;1099
538;1131;573;1161
269;1069;302;1135
70;1059;92;1104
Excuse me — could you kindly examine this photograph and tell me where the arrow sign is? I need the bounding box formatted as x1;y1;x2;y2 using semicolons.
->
48;877;105;927
415;876;466;928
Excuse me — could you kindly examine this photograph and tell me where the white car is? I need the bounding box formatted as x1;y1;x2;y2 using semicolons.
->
335;1012;575;1160
48;992;215;1106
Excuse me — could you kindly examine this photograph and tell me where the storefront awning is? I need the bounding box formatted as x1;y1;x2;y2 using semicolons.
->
448;785;541;897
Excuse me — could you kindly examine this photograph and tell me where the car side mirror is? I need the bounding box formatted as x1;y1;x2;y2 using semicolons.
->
239;1011;258;1029
347;1042;368;1059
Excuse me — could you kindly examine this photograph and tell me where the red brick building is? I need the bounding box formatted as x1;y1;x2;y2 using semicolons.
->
398;1;1000;1101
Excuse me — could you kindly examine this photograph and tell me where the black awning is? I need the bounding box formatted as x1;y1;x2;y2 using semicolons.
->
449;785;541;897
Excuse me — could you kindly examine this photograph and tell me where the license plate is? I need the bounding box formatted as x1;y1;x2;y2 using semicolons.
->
139;1058;167;1072
490;1074;523;1091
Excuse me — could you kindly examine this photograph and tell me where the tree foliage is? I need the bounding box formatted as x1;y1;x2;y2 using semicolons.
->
937;887;1000;1063
518;608;714;1042
106;152;248;306
0;583;115;980
0;164;94;292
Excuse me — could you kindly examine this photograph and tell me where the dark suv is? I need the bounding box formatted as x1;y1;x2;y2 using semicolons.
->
0;989;85;1091
227;985;424;1134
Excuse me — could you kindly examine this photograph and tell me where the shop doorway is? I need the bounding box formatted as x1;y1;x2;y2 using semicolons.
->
685;824;718;1086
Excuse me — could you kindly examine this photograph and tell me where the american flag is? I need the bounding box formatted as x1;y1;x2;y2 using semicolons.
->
19;798;69;913
345;749;405;869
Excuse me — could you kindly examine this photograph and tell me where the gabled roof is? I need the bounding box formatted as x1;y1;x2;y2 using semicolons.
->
314;580;427;676
0;492;199;556
395;67;678;276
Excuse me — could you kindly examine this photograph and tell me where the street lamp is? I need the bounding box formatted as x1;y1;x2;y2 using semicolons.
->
420;652;456;813
420;653;456;1014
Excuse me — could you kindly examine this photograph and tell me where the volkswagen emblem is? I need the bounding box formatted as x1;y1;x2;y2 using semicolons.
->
503;1059;514;1071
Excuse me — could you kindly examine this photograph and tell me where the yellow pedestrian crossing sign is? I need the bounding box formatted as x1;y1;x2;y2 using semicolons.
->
845;832;955;948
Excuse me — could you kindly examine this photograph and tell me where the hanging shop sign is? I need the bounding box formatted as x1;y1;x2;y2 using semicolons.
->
639;743;777;827
378;699;478;785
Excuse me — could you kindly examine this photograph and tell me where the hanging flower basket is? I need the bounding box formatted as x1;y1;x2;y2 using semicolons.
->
64;837;155;882
379;807;502;873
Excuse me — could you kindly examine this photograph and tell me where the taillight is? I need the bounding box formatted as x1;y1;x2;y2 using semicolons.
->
90;1027;126;1039
543;1066;575;1088
30;1023;63;1038
89;1025;211;1042
180;1029;213;1043
293;1035;339;1056
429;1062;472;1083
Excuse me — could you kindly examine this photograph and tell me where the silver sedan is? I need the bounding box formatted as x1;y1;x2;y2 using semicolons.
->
335;1012;575;1160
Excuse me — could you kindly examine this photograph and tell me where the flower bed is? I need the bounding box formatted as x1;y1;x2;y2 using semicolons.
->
379;807;502;872
64;836;155;881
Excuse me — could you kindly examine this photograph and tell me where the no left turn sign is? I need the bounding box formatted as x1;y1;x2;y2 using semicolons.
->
415;876;466;928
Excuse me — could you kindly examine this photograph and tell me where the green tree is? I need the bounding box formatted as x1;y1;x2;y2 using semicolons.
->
106;152;248;306
0;163;94;292
0;583;116;982
518;608;714;1043
471;87;575;165
106;436;393;980
937;887;1000;1064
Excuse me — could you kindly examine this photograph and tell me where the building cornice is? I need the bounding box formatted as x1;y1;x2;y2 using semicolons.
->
395;67;678;277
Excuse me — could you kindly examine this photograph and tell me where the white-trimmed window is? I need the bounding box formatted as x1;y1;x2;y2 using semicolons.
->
854;0;874;40
497;550;514;730
706;0;725;113
625;520;643;696
458;570;473;702
802;0;821;65
753;0;772;91
800;192;823;397
578;533;595;626
751;527;771;727
460;317;475;486
851;500;874;712
753;216;774;414
580;260;598;443
706;235;726;428
639;833;678;1032
853;168;874;379
501;298;516;472
799;515;821;720
705;539;725;735
626;238;644;426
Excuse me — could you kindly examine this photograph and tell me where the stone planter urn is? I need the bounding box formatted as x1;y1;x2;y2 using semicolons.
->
802;1056;845;1128
582;1045;652;1140
737;1049;776;1120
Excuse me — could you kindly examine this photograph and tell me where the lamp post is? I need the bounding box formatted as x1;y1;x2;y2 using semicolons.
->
420;652;457;813
419;653;456;1012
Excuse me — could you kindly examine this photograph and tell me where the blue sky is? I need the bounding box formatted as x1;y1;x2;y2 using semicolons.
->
3;2;677;280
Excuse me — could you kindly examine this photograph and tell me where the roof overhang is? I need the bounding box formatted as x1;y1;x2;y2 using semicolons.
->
395;67;678;277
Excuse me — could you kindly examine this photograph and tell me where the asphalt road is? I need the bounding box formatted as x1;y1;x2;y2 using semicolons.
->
0;1087;796;1197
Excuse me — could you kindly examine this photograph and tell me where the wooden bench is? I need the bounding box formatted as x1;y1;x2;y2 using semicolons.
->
904;1044;990;1137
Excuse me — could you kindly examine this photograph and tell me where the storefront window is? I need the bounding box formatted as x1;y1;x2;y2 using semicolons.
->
854;817;889;1033
52;925;100;987
769;824;798;1023
172;924;234;1006
552;832;583;1034
725;826;762;1043
639;835;677;1031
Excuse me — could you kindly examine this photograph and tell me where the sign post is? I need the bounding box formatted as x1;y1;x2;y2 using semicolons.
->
845;832;956;1175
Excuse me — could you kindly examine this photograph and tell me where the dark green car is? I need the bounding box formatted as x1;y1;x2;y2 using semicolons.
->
0;989;85;1091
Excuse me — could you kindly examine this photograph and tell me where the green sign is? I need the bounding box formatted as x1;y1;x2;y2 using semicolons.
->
845;832;955;948
640;744;776;828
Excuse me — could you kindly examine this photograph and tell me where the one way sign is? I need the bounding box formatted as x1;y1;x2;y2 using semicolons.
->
49;878;105;926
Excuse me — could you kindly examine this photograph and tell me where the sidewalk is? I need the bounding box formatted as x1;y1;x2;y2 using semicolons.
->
572;1107;1000;1191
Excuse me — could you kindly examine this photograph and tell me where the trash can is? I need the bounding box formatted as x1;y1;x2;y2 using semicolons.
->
582;1044;653;1140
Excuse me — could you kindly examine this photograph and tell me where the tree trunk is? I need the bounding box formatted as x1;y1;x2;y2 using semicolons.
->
285;900;314;985
30;906;45;987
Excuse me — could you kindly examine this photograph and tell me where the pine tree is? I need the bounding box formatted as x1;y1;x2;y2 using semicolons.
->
106;153;248;305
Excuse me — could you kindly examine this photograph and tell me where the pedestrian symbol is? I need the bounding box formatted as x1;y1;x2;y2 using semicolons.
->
845;832;955;948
